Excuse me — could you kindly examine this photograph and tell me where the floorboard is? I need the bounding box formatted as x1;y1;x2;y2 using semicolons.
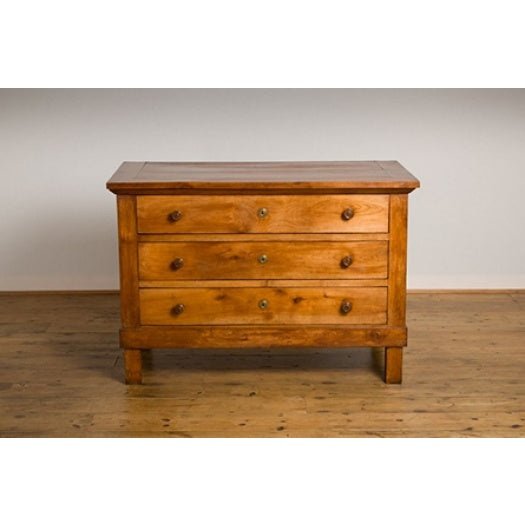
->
0;292;524;437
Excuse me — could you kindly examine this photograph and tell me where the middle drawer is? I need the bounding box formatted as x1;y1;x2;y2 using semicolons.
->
139;241;388;281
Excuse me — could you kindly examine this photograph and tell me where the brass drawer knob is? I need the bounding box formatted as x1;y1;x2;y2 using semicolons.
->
257;207;268;219
168;210;183;223
170;257;184;271
258;254;269;264
258;299;269;310
340;299;353;315
340;255;353;269
171;304;185;316
341;207;355;221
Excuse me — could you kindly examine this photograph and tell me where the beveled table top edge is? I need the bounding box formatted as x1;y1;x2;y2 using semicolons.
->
106;160;420;194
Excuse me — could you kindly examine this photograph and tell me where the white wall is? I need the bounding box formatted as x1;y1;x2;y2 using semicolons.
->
1;89;524;290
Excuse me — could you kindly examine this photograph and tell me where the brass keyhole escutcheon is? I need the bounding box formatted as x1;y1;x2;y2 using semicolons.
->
341;207;354;221
258;299;269;310
340;299;353;315
168;210;183;223
340;255;353;269
257;207;268;219
258;254;269;264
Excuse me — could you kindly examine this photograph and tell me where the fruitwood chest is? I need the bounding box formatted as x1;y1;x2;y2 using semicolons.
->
107;161;419;384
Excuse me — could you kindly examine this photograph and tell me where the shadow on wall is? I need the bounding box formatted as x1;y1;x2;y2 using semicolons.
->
3;206;119;290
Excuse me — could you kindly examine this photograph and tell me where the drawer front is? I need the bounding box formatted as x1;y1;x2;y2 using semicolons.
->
140;287;387;326
137;195;389;234
139;241;388;281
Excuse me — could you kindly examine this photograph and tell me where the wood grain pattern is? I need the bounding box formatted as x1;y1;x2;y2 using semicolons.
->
387;194;408;327
139;233;390;242
117;196;140;327
139;287;387;326
1;292;523;437
384;347;403;384
138;241;388;281
117;196;143;382
123;349;142;384
137;195;389;234
109;161;418;385
121;325;406;349
107;161;145;184
107;161;420;194
139;279;388;288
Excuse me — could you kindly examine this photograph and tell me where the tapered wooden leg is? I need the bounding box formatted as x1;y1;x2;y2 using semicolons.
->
124;348;142;384
385;346;403;384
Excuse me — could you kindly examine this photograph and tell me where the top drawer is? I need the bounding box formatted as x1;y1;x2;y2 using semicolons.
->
137;195;389;234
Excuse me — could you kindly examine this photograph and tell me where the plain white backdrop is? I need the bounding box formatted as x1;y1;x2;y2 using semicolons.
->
1;88;524;290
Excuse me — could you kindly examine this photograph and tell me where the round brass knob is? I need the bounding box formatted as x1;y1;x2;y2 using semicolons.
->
257;207;268;219
258;299;269;310
170;257;184;271
341;207;354;221
168;210;183;223
171;304;185;316
258;254;269;264
340;299;353;315
340;255;353;269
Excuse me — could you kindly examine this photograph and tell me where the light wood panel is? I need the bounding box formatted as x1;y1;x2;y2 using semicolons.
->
139;287;387;326
386;194;408;382
120;325;405;349
138;241;388;281
136;195;389;234
123;349;142;385
385;347;403;384
107;161;420;194
0;291;523;437
138;233;390;242
139;279;387;288
387;194;408;326
117;196;140;327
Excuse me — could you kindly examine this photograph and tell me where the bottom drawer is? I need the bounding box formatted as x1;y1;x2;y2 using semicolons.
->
140;287;387;326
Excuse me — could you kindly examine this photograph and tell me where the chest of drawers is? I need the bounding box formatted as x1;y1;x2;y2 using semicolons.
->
107;161;419;385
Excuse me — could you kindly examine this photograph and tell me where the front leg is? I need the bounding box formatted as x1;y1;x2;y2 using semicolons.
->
123;348;142;384
384;346;403;384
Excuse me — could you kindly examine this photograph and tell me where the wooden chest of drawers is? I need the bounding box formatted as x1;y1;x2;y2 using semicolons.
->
107;161;419;385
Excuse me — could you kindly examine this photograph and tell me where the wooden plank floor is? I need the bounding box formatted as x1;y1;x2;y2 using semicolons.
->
0;292;524;437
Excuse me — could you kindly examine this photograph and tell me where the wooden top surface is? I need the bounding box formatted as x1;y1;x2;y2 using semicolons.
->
107;161;419;194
